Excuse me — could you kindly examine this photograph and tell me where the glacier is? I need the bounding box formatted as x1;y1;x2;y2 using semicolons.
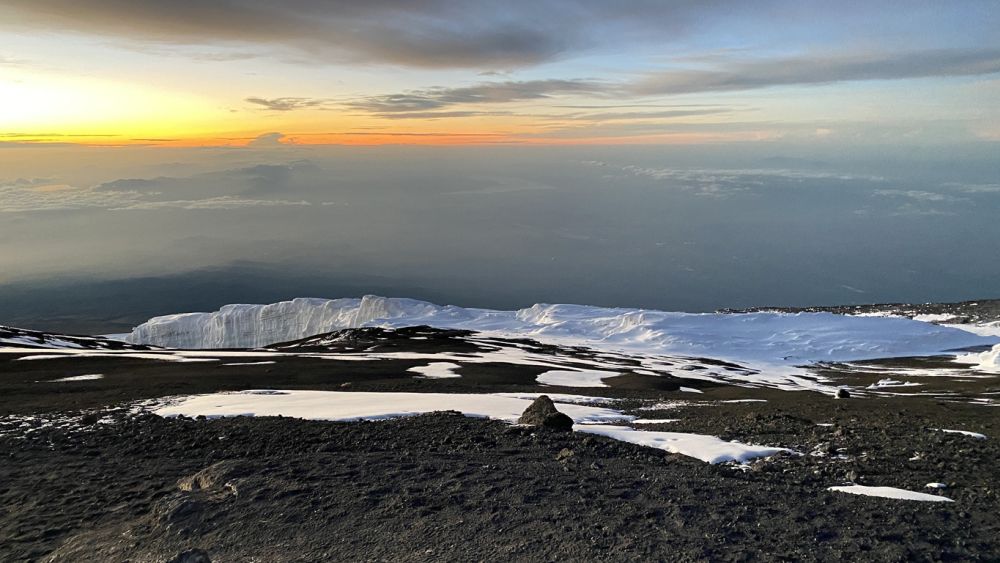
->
125;296;999;370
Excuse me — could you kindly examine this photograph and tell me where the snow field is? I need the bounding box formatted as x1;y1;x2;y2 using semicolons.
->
151;390;787;465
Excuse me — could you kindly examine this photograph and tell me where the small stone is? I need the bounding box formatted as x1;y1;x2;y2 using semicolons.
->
556;448;575;462
79;413;100;425
835;389;851;399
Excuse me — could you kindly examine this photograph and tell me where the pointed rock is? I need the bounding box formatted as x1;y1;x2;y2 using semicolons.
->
166;548;211;563
517;395;574;431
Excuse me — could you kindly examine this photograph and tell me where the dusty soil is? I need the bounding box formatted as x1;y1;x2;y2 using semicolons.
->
1;329;998;562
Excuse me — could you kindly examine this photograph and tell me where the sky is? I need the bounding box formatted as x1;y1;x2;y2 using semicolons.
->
0;1;999;330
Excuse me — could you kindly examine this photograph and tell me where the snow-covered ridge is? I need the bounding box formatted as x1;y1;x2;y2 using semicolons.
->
125;296;999;368
0;325;149;351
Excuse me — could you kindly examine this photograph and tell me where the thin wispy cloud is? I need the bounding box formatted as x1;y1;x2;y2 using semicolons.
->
0;54;29;67
0;164;320;213
347;80;611;113
110;196;312;211
943;182;1000;194
344;48;1000;117
557;108;734;122
873;189;969;203
372;111;514;120
632;48;1000;96
0;182;145;213
583;161;888;198
245;97;332;111
0;182;314;213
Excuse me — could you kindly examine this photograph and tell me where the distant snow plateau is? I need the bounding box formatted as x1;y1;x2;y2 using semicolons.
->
123;296;999;371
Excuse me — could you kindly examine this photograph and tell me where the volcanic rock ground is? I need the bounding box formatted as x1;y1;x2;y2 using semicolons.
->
1;325;998;562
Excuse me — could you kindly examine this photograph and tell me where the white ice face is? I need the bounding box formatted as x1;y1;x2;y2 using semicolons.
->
123;294;998;364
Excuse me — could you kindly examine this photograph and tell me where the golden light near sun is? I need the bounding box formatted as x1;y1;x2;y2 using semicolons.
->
1;69;226;143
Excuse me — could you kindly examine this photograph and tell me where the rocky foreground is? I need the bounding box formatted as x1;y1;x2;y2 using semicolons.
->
1;332;997;562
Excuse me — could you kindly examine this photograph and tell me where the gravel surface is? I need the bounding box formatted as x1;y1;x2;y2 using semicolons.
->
1;326;997;562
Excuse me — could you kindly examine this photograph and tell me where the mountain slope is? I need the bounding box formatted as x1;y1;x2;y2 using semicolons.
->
0;325;150;351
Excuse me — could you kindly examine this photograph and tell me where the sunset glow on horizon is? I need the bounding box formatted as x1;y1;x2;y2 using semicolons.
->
3;1;998;148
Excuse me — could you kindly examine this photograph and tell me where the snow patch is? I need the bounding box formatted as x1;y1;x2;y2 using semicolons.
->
152;390;628;425
933;428;987;439
49;374;104;382
866;378;922;389
8;350;220;363
575;425;788;464
536;369;615;388
943;322;1000;338
828;485;953;502
148;390;785;464
912;314;958;323
407;362;462;379
632;419;680;424
953;344;1000;373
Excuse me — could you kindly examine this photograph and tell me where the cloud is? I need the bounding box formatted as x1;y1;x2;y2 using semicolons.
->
0;181;313;213
247;132;289;147
0;55;29;67
943;182;1000;194
871;188;972;217
110;196;312;211
245;97;330;111
321;47;1000;123
1;163;319;212
597;164;754;198
583;161;886;198
95;178;166;192
884;204;957;217
0;181;146;212
632;48;1000;96
872;189;968;203
0;0;589;68
368;110;514;120
97;162;313;196
0;1;757;70
347;79;611;114
5;1;999;76
237;164;296;194
556;108;733;121
0;132;120;139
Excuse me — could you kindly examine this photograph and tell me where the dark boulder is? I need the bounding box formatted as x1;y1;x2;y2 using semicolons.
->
517;395;574;431
166;548;211;563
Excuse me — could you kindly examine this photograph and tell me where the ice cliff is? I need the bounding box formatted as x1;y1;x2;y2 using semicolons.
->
125;295;999;366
